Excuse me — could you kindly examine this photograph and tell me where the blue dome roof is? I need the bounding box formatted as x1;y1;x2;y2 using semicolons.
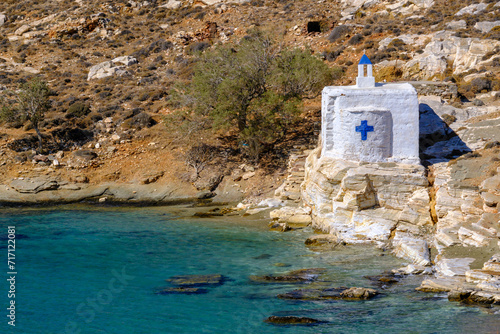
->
358;54;372;65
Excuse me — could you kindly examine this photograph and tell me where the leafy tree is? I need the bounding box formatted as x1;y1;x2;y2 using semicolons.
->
16;77;51;152
181;32;341;161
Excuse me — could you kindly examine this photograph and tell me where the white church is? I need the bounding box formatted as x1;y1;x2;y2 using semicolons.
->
321;54;420;165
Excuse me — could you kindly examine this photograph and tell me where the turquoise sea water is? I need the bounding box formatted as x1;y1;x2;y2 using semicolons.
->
1;205;499;334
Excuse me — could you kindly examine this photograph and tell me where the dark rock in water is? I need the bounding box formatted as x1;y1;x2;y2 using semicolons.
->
269;222;292;232
156;287;208;295
264;315;326;326
253;254;272;260
167;274;225;287
250;268;326;284
448;289;500;305
448;289;472;302
193;211;223;218
278;288;343;300
364;272;401;287
278;287;379;301
274;263;291;267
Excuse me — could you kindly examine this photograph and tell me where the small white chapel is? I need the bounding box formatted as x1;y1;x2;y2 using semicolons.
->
321;54;420;165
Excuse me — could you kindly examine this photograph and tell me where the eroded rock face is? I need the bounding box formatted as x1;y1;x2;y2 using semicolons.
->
402;32;500;79
301;148;433;265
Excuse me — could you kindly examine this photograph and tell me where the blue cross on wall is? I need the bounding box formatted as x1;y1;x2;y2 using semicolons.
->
356;120;374;141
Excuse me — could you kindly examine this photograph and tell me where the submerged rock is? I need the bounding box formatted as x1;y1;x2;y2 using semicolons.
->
304;234;340;249
155;287;208;295
167;274;225;287
264;315;326;326
278;287;379;301
250;268;326;284
364;272;401;287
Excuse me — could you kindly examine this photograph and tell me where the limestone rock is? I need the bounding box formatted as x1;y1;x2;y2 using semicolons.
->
393;264;433;275
112;56;138;66
0;14;6;27
15;24;30;36
402;32;500;78
455;3;487;16
434;257;475;277
392;233;431;266
416;277;466;292
302;152;432;264
160;0;182;9
446;20;466;30
10;177;59;194
241;171;255;180
270;206;311;220
87;56;137;80
474;21;500;33
466;269;500;284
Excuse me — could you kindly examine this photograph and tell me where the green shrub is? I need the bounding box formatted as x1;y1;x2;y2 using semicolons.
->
66;102;91;118
180;31;339;161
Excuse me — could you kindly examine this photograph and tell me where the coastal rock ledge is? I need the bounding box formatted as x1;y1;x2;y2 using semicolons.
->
301;146;433;265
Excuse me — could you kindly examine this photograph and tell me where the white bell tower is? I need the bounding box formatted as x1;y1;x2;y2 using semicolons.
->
356;54;375;88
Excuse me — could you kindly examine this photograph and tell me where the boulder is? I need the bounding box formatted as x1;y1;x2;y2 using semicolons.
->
87;56;137;80
112;56;138;66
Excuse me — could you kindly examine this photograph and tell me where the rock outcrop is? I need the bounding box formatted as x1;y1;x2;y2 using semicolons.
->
87;56;137;80
402;32;500;79
300;147;433;265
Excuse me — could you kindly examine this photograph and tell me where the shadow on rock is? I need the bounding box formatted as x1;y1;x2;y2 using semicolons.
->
419;103;471;165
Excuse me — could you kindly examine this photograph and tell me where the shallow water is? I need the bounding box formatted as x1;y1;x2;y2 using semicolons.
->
1;205;499;334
